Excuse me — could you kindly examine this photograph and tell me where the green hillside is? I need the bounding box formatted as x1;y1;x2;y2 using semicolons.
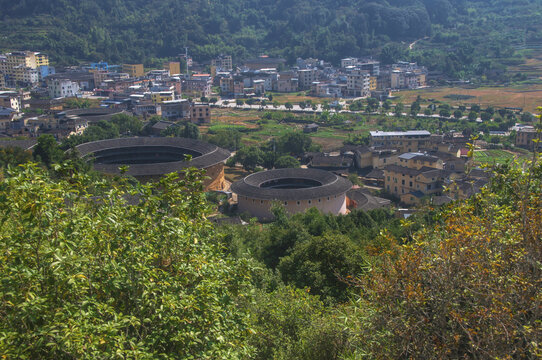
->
1;0;542;79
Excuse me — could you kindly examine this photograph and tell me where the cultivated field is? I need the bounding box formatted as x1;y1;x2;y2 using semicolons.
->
474;149;532;165
396;85;542;113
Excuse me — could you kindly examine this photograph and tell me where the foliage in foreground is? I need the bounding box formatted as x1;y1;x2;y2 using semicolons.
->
350;158;542;358
0;164;252;359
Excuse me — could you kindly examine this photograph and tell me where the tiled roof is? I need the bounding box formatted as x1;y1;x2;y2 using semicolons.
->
231;168;352;201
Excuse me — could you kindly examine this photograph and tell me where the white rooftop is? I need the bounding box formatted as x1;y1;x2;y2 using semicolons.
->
370;130;431;137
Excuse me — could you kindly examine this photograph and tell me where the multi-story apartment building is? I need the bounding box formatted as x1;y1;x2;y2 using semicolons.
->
341;58;359;68
165;62;181;76
346;69;370;97
150;90;175;103
383;164;442;205
182;75;212;98
297;69;318;90
396;152;443;170
0;92;20;112
211;55;233;71
370;130;432;153
122;64;145;78
160;99;190;120
191;103;211;124
47;78;81;98
0;51;49;86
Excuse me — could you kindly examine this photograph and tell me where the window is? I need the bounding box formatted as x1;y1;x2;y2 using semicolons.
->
308;200;312;204
297;201;301;205
284;201;288;205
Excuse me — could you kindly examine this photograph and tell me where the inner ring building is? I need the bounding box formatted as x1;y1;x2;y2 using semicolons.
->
231;168;352;220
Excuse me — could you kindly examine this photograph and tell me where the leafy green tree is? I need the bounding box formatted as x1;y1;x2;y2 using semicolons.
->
439;108;451;117
274;155;300;169
0;164;253;359
410;101;421;115
207;130;242;151
235;146;264;171
394;102;404;117
183;122;200;139
285;102;293;111
278;230;368;301
481;111;492;121
468;111;478;121
276;132;313;155
453;109;463;119
33;135;63;166
367;97;379;112
110;114;143;135
379;43;407;64
236;99;244;107
0;146;32;169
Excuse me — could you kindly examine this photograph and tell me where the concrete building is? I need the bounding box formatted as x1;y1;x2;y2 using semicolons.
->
47;78;81;98
231;168;352;221
122;64;145;78
346;69;370;97
150;90;175;103
370;131;432;153
182;76;212;98
165;62;181;75
212;55;233;71
0;92;20;112
516;128;541;150
161;99;190;120
190;103;211;125
383;165;442;205
297;69;318;90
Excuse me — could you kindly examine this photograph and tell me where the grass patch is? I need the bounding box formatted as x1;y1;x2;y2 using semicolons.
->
474;149;531;164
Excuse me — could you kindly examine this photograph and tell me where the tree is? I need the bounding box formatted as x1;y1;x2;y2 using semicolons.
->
439;108;451;118
410;101;421;116
278;231;367;301
0;146;32;168
183;122;200;139
453;109;463;119
209;97;218;104
235;146;264;171
383;100;392;111
33;135;63;166
0;164;253;358
481;111;491;121
379;43;407;64
468;111;478;121
424;108;432;116
367;97;379;112
285;102;293;111
274;155;300;169
276;132;313;155
201;96;209;103
394;102;404;117
110;114;142;135
236;99;244;107
351;158;542;358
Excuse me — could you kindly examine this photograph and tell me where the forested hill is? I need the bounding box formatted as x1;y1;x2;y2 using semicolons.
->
1;0;542;67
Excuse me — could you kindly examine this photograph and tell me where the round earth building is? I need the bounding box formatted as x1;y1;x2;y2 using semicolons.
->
231;168;352;220
76;137;230;190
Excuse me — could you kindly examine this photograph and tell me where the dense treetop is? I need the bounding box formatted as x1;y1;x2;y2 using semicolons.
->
1;0;541;76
